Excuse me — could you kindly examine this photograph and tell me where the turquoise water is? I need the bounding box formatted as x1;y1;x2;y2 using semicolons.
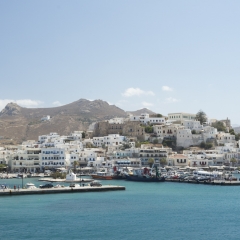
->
1;178;240;240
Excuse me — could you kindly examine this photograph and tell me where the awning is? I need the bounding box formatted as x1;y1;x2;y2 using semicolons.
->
117;161;131;164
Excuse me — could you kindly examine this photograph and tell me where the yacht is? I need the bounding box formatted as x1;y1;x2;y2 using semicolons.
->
25;183;37;189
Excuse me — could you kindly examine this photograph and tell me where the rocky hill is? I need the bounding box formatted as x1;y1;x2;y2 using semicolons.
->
0;99;127;144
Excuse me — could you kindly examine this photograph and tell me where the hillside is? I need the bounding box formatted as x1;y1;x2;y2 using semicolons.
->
0;99;127;144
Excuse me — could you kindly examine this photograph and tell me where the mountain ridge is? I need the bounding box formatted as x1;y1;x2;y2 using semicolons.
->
0;99;155;144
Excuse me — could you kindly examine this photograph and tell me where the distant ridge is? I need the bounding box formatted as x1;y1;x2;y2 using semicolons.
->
127;108;156;116
0;99;127;144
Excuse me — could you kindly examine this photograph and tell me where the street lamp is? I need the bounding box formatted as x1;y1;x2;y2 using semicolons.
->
80;165;82;187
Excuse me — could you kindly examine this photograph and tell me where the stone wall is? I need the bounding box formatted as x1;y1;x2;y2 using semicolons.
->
93;121;145;141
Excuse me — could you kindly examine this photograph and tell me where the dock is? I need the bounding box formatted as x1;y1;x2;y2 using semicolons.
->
0;185;125;196
166;179;240;186
38;178;93;183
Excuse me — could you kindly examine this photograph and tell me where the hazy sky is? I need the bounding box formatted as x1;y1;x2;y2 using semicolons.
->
1;1;240;123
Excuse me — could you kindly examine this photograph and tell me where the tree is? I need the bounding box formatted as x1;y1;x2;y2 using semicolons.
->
205;143;213;149
200;142;206;149
51;172;66;179
121;143;132;150
191;130;196;134
145;125;153;133
160;158;167;167
153;139;159;144
156;114;163;117
200;141;212;149
195;110;207;124
73;161;79;173
229;129;235;135
230;158;237;167
235;134;240;141
162;138;176;148
148;158;154;167
82;132;86;138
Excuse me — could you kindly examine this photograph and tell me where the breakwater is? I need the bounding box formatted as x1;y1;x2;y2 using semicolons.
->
166;179;240;186
0;185;125;196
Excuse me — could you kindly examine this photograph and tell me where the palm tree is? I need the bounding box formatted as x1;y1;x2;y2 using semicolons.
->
230;158;237;167
148;158;154;167
160;158;167;167
73;161;79;173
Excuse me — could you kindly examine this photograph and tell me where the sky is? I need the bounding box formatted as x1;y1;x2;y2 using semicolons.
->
1;1;240;124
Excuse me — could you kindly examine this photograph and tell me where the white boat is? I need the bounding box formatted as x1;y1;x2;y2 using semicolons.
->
25;183;37;189
193;170;222;178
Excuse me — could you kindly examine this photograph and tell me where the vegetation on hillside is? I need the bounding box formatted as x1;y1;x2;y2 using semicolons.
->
211;121;227;132
200;141;213;149
144;125;153;133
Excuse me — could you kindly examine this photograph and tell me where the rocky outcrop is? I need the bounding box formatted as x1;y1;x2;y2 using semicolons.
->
0;102;22;116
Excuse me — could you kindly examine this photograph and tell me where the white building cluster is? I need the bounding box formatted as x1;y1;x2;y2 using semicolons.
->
0;111;239;172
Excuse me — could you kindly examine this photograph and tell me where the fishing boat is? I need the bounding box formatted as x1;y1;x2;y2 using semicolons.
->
111;166;126;179
90;172;113;180
90;168;113;180
125;166;165;182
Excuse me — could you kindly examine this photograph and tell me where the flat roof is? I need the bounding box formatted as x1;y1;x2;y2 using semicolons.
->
168;113;196;115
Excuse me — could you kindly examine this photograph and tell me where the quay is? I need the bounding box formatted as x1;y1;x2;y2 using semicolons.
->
0;185;125;196
166;179;240;186
38;178;93;183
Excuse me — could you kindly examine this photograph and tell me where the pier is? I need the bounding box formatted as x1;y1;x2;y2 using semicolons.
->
166;179;240;186
0;185;125;196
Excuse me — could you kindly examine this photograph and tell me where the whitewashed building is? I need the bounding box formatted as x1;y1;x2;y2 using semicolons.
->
129;113;165;125
176;129;193;148
216;132;235;145
168;112;196;124
93;134;125;147
40;147;66;169
183;120;203;131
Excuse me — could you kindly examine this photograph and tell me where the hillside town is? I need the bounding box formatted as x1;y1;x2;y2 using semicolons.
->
0;110;239;173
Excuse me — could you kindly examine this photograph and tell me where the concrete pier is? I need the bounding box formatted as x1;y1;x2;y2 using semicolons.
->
166;179;240;186
0;185;125;196
38;178;93;183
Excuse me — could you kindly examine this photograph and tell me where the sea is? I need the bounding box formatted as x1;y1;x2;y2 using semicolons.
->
1;177;240;240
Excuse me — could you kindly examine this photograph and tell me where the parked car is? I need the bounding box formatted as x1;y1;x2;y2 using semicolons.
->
69;183;80;188
39;183;53;189
197;176;210;181
90;181;102;187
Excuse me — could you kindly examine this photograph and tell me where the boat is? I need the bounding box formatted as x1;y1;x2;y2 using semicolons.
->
90;172;113;180
25;183;37;189
125;166;165;182
90;168;113;180
112;166;126;179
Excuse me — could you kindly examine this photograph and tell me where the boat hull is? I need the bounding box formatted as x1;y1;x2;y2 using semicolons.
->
125;175;165;182
90;175;113;180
